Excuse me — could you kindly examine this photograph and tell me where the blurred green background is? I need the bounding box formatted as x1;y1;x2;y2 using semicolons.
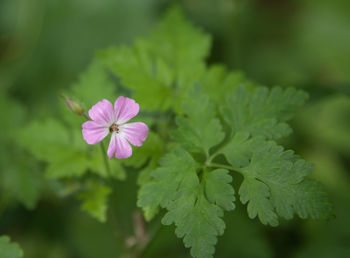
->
0;0;349;257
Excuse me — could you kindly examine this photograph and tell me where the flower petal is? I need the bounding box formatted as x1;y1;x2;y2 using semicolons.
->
107;132;132;159
82;121;109;144
107;132;117;159
88;99;115;126
120;122;149;146
114;96;139;124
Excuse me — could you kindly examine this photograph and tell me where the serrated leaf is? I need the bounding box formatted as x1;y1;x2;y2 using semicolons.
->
138;148;199;209
239;176;278;226
204;169;235;211
171;85;225;154
162;187;225;258
200;64;254;105
221;131;263;168
78;181;111;222
233;140;332;226
0;236;23;258
222;85;308;139
98;6;211;113
138;148;231;258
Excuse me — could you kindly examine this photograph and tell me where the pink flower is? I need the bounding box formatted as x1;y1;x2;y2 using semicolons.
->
82;97;149;159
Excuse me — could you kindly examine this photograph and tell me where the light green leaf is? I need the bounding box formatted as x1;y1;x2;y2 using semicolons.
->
200;64;254;105
171;85;225;154
78;181;112;223
98;6;211;113
69;60;117;110
0;236;23;258
222;85;308;139
16;119;125;179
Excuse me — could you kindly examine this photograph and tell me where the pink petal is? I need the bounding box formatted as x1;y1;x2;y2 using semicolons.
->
107;133;117;159
107;132;132;159
82;121;109;144
114;96;139;124
88;99;115;126
120;122;149;146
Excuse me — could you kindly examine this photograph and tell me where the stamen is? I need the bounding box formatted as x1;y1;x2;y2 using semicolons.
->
109;124;119;133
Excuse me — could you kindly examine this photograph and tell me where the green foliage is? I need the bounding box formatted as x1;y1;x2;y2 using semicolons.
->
171;85;225;155
16;119;125;180
204;169;235;211
0;97;44;209
139;80;330;257
138;149;235;258
2;4;336;258
199;64;254;105
78;181;112;223
232;140;331;226
98;6;211;113
219;86;331;226
0;150;43;209
222;85;308;139
69;60;117;110
0;236;23;258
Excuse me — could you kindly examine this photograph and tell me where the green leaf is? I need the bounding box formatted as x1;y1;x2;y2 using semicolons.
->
138;148;199;210
69;60;117;110
0;150;43;209
222;85;308;140
0;236;23;258
162;187;225;258
98;6;211;113
230;140;332;226
200;64;254;105
204;169;235;211
123;131;163;170
221;132;262;168
171;85;225;154
16;119;125;180
138;148;234;258
0;97;43;209
78;181;112;222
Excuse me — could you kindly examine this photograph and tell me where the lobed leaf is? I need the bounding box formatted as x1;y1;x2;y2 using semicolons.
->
138;148;235;258
222;85;308;140
171;85;225;154
224;138;332;226
99;6;211;113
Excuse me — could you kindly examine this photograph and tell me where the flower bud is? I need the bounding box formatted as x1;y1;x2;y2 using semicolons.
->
61;94;84;115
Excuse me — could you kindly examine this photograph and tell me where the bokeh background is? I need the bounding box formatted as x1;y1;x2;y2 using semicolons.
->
0;0;349;257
